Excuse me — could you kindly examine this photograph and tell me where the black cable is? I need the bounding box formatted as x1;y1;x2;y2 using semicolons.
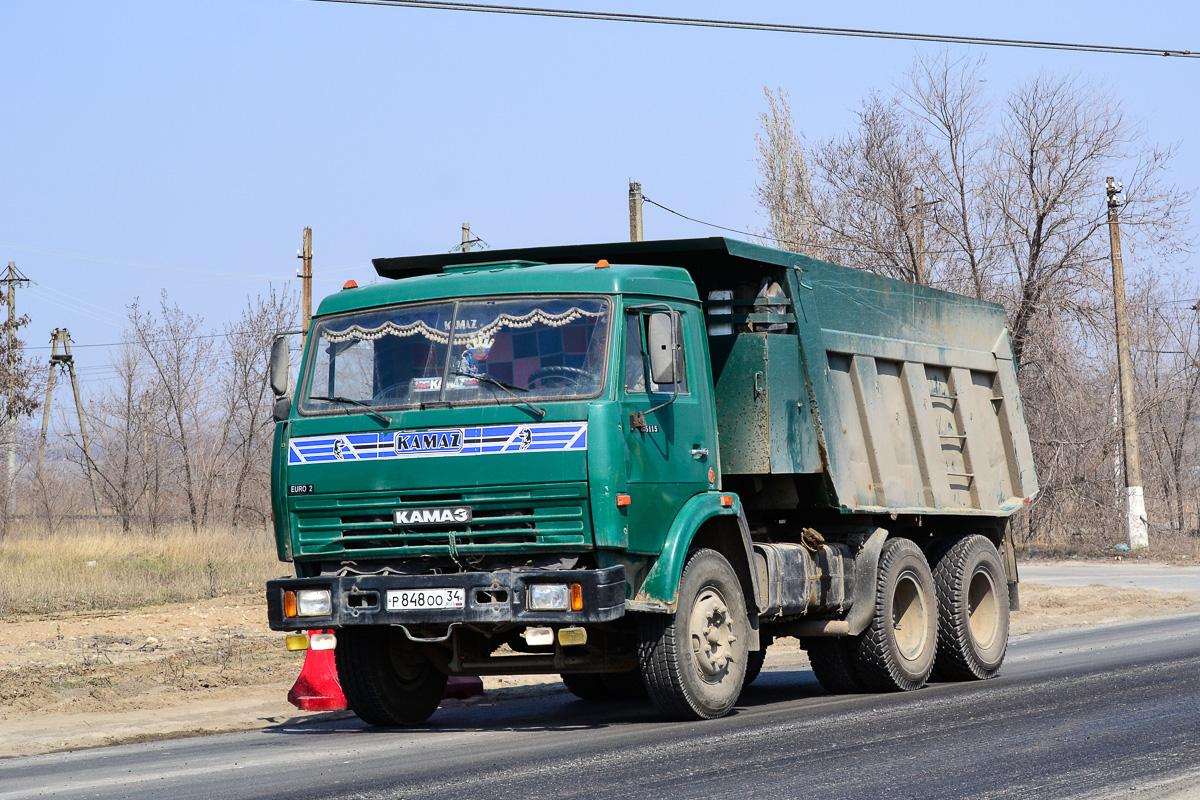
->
643;194;1103;258
303;0;1198;59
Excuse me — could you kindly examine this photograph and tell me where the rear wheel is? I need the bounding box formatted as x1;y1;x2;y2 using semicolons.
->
335;628;447;727
805;637;865;694
639;548;750;720
561;673;610;700
603;669;649;699
929;535;1009;680
852;537;938;692
745;647;768;686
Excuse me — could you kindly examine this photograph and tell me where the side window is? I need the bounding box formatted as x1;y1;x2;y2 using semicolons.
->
623;310;688;395
624;313;647;393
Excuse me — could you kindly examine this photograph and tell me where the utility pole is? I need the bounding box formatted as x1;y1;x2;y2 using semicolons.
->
1106;176;1148;550
37;328;100;517
298;228;313;348
2;261;30;522
629;181;644;242
914;186;926;285
462;223;472;253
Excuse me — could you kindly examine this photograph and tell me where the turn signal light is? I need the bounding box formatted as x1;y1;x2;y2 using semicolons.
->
570;583;583;611
283;590;298;618
720;495;735;508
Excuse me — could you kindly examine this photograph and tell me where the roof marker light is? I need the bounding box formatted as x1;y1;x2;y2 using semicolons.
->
343;280;358;290
595;259;610;269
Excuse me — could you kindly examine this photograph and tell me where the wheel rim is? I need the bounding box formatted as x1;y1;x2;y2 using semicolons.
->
967;568;1000;650
690;586;736;680
891;570;929;660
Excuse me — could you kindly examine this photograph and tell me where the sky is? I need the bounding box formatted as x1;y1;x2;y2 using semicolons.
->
2;0;1198;413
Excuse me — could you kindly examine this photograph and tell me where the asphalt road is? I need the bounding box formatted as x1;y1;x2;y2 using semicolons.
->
4;613;1199;800
1020;562;1200;594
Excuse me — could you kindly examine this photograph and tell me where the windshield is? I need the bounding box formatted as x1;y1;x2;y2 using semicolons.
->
299;296;611;414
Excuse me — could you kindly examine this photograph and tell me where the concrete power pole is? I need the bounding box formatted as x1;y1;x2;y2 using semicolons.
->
1106;176;1149;550
462;223;472;253
2;261;30;522
629;181;644;242
299;228;313;348
38;329;100;517
914;186;927;285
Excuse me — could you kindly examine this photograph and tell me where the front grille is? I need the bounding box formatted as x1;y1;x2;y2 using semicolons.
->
292;484;591;558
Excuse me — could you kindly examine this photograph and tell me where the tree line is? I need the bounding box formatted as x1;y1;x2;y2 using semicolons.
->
0;287;296;535
755;51;1198;548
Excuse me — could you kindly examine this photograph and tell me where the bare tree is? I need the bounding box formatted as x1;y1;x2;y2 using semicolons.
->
0;290;42;536
220;285;297;527
85;343;152;532
127;292;223;533
755;88;818;255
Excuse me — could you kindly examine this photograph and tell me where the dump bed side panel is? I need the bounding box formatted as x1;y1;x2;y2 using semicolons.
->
786;257;1037;516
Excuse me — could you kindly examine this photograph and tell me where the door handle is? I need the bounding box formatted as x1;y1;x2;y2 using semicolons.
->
691;446;709;460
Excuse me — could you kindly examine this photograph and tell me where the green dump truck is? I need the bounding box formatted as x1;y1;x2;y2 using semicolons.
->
266;237;1038;724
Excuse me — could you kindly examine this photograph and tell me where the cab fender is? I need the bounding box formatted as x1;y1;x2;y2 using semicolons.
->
628;493;762;622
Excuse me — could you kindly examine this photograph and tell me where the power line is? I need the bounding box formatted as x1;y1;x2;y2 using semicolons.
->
303;1;1199;59
643;194;1103;259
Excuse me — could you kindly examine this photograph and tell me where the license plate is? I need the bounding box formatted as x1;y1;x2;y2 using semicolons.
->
386;588;465;611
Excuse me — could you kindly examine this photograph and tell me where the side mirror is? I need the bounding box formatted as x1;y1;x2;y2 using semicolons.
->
272;396;292;423
647;312;676;387
269;336;290;398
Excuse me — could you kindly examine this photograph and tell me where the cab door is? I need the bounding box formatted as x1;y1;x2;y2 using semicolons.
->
620;301;717;555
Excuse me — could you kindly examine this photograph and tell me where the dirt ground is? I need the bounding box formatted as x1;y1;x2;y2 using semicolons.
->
3;581;1198;759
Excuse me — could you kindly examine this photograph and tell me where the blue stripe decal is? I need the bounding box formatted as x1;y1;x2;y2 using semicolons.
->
287;422;588;464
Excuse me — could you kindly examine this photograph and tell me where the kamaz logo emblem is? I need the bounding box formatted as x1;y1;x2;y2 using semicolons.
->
394;430;464;455
393;506;473;526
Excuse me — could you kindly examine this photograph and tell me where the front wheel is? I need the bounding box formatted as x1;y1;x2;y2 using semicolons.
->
638;548;750;720
852;537;938;692
335;628;448;727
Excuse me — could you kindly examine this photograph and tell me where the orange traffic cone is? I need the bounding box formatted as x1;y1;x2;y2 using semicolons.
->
287;630;348;711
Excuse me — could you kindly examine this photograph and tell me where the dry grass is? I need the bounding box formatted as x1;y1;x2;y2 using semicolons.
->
0;523;284;618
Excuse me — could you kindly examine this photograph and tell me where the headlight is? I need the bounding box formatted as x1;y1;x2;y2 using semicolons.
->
527;584;570;611
297;588;332;617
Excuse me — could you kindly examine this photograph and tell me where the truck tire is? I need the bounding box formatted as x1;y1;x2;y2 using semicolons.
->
928;534;1009;680
851;537;938;692
745;648;767;686
603;669;650;699
561;673;610;700
805;637;865;694
335;628;448;727
638;548;750;720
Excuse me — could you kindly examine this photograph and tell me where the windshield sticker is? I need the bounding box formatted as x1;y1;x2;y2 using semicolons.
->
287;422;587;464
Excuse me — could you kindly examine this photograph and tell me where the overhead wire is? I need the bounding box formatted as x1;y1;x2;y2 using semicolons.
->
303;0;1198;59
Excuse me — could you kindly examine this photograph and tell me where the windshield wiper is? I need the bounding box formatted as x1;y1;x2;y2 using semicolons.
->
308;395;391;426
451;371;546;419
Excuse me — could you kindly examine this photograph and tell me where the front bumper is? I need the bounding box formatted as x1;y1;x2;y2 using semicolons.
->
266;565;626;630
